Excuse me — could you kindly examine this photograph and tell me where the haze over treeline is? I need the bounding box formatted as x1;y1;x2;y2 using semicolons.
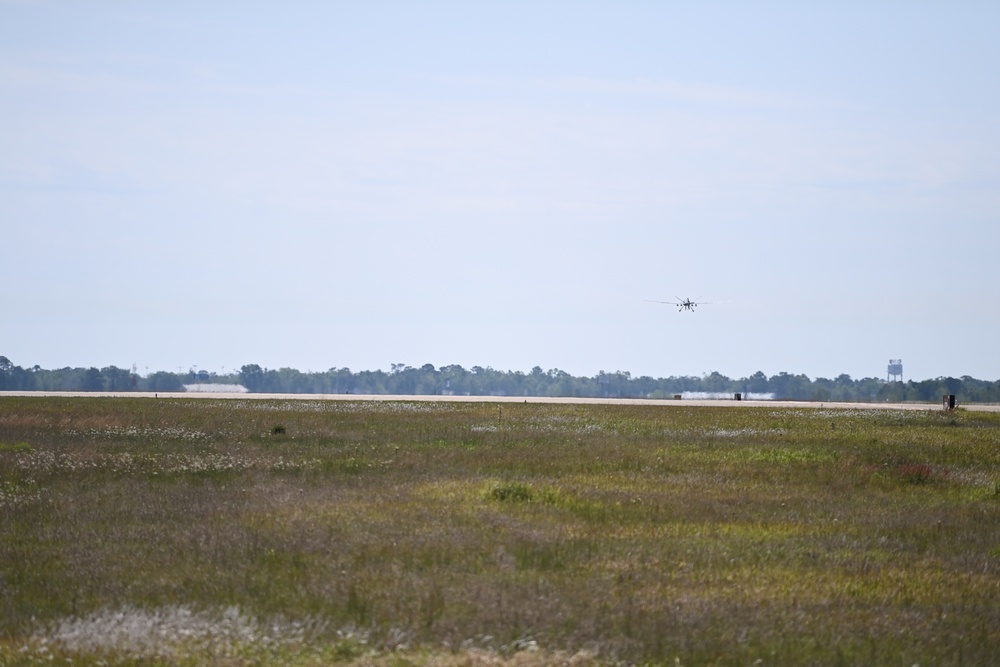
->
2;356;998;403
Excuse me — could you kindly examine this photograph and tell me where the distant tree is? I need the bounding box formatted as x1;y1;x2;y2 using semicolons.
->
746;371;769;394
439;365;469;394
703;371;730;393
80;367;104;391
940;376;962;398
853;377;882;402
240;364;264;392
102;366;134;391
769;372;812;400
147;371;183;392
811;377;836;401
0;356;38;390
273;367;314;393
323;367;354;393
7;357;1000;402
545;369;573;397
0;356;12;390
877;380;906;403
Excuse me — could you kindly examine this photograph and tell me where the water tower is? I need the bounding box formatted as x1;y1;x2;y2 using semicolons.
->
887;359;903;382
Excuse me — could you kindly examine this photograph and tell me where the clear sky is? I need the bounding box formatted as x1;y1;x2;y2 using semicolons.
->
3;1;998;382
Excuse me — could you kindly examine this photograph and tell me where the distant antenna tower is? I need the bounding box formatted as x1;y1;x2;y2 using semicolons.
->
887;359;903;382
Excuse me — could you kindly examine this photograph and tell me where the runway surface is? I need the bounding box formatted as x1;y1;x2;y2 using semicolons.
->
2;391;998;412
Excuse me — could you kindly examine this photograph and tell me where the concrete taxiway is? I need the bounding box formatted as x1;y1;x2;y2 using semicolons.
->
2;391;997;412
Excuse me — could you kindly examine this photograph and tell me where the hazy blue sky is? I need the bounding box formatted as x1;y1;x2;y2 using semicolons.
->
3;2;998;381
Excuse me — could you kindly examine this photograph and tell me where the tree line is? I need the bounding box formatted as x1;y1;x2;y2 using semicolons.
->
2;356;999;403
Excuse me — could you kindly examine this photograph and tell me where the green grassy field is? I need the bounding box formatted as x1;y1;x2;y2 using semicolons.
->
1;397;999;665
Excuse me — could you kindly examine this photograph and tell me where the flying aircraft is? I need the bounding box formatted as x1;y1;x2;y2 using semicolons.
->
645;297;717;312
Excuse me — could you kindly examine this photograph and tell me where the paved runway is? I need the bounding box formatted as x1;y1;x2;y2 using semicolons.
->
3;391;997;412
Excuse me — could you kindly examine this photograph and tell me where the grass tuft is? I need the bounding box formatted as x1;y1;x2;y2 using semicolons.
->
488;481;534;503
0;441;34;453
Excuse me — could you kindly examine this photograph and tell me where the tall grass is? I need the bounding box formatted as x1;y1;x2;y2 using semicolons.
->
1;397;998;665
